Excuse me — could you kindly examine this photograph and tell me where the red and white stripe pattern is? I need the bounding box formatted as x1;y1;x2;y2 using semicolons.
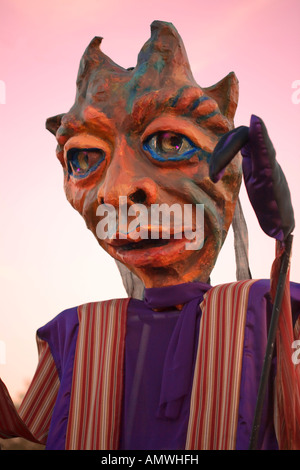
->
185;279;256;450
0;378;40;442
271;242;300;449
0;337;60;444
3;274;299;450
65;298;130;450
18;337;60;443
0;285;255;449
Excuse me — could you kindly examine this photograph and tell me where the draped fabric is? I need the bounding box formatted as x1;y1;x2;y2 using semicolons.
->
119;282;210;450
271;242;300;449
0;279;299;449
186;280;256;449
0;338;59;445
122;280;262;450
18;338;60;443
65;298;129;449
143;282;210;421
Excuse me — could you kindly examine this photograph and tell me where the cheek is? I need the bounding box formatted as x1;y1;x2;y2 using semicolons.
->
64;181;99;230
150;160;208;202
64;182;83;213
179;157;209;182
81;188;100;233
179;162;241;244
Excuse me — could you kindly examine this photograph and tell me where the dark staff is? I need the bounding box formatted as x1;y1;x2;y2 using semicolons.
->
249;233;293;450
210;116;295;450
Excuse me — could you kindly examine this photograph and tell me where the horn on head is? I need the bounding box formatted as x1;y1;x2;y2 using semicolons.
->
135;20;195;84
76;36;128;95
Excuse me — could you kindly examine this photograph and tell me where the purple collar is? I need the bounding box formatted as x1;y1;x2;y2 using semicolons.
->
142;281;212;420
143;281;211;309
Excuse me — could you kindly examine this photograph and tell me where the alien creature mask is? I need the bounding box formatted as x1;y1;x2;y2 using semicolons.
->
46;21;242;288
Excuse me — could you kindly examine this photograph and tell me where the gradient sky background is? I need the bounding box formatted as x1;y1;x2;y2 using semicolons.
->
0;0;299;401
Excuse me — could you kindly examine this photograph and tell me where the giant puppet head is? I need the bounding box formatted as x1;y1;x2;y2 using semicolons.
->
46;21;242;289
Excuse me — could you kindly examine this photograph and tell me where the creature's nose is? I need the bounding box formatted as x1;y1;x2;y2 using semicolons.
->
98;177;158;208
128;188;147;204
97;138;157;208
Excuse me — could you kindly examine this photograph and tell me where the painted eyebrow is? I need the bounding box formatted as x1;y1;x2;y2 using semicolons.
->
56;106;116;146
131;86;230;133
167;86;209;111
56;119;84;146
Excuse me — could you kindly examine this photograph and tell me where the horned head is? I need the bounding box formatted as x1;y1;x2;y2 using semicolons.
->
46;21;239;136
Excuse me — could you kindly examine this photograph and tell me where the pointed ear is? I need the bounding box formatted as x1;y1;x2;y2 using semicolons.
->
45;113;65;136
203;72;239;123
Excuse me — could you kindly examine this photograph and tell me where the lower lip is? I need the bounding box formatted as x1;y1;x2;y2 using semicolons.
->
106;235;191;267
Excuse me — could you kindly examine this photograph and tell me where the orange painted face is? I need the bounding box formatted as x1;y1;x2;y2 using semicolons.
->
46;21;242;288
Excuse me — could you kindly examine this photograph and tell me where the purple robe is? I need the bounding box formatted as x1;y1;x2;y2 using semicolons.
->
38;280;300;450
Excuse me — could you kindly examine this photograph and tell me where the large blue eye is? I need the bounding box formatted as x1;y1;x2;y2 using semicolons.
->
67;148;105;178
143;132;199;162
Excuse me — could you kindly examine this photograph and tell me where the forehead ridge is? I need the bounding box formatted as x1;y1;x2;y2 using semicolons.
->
59;81;228;142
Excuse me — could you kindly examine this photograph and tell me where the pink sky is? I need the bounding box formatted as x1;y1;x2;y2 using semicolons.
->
0;0;299;400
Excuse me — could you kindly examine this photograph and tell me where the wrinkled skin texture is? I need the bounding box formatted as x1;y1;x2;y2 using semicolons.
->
46;21;242;288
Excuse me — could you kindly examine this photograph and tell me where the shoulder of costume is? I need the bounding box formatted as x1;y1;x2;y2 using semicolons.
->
35;298;129;374
206;279;300;323
206;279;299;310
207;279;271;295
209;278;299;294
36;298;129;342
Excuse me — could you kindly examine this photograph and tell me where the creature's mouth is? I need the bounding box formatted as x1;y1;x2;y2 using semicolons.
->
107;235;171;251
104;229;199;267
114;238;170;251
